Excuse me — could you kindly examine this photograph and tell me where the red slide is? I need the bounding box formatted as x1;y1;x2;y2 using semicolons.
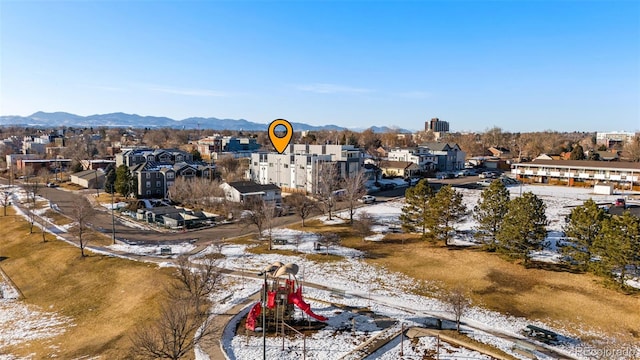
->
288;288;328;322
245;302;262;331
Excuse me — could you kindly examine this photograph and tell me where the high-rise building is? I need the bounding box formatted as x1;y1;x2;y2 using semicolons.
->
425;118;449;133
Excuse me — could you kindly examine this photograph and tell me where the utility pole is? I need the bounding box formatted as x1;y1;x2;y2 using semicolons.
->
111;190;116;244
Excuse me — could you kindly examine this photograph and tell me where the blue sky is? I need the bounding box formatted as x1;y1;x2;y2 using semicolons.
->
1;1;638;132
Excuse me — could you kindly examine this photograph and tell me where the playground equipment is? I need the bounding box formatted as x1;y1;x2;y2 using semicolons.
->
246;261;328;332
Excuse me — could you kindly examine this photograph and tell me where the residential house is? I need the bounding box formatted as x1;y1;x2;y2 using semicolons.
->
420;142;466;171
221;181;282;205
387;147;436;172
378;160;420;178
70;169;106;189
487;146;512;159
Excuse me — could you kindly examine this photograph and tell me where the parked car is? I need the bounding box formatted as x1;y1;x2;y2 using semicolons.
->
477;179;493;187
358;195;376;204
479;171;497;179
614;198;626;208
46;182;59;188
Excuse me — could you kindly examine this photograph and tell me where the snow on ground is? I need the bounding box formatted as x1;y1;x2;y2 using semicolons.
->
107;242;196;256
0;300;73;351
213;240;625;360
0;273;72;352
211;185;640;360
370;333;493;360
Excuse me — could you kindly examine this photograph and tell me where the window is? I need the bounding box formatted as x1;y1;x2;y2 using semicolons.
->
167;172;174;179
146;190;151;195
146;181;151;187
284;164;289;168
269;163;273;167
156;181;161;187
146;172;150;179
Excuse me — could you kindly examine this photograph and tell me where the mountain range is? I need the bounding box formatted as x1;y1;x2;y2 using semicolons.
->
0;111;411;133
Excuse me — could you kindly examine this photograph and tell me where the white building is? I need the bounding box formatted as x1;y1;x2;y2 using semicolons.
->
249;144;364;194
220;181;282;204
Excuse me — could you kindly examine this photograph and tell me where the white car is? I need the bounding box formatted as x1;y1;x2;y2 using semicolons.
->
359;195;376;204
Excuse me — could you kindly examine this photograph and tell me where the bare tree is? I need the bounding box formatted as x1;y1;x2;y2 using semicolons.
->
23;168;41;234
445;286;471;332
623;135;640;162
342;170;368;224
174;255;221;301
70;198;95;257
131;250;220;359
316;161;340;220
353;211;374;241
318;232;340;255
131;296;212;360
242;197;277;250
284;193;317;227
0;189;11;216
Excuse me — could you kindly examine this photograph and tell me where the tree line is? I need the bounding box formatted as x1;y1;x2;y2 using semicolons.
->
400;179;640;288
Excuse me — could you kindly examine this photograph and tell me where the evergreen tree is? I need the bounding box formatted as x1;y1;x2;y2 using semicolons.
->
115;164;134;198
400;179;434;237
570;144;585;160
104;169;117;194
594;212;640;287
496;192;547;264
430;185;466;245
190;148;203;162
473;180;510;251
562;199;606;271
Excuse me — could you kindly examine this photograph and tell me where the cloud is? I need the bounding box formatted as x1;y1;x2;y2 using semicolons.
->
295;83;374;94
395;91;433;99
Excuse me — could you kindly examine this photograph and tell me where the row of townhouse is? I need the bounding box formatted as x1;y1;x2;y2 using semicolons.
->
511;160;640;188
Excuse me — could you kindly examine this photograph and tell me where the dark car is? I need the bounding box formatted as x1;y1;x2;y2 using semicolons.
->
614;198;626;208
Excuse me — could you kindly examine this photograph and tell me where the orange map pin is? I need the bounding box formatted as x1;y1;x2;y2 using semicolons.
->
268;119;293;154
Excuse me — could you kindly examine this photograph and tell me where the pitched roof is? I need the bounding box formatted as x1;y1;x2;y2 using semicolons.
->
228;181;280;194
71;169;104;180
379;160;415;169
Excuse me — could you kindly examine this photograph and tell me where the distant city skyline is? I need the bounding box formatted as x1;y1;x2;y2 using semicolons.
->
1;1;638;133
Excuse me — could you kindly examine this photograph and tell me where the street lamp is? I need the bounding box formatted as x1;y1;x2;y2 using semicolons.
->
257;270;268;360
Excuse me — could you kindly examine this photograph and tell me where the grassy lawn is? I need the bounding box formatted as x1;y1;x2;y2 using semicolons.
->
283;218;640;342
0;208;176;359
354;234;640;342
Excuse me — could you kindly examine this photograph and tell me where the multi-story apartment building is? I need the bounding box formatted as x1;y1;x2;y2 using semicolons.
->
115;148;194;167
596;131;637;149
196;135;260;158
249;144;364;194
115;148;213;198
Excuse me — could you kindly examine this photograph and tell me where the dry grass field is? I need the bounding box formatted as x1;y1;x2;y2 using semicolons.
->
0;209;176;359
289;218;640;343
